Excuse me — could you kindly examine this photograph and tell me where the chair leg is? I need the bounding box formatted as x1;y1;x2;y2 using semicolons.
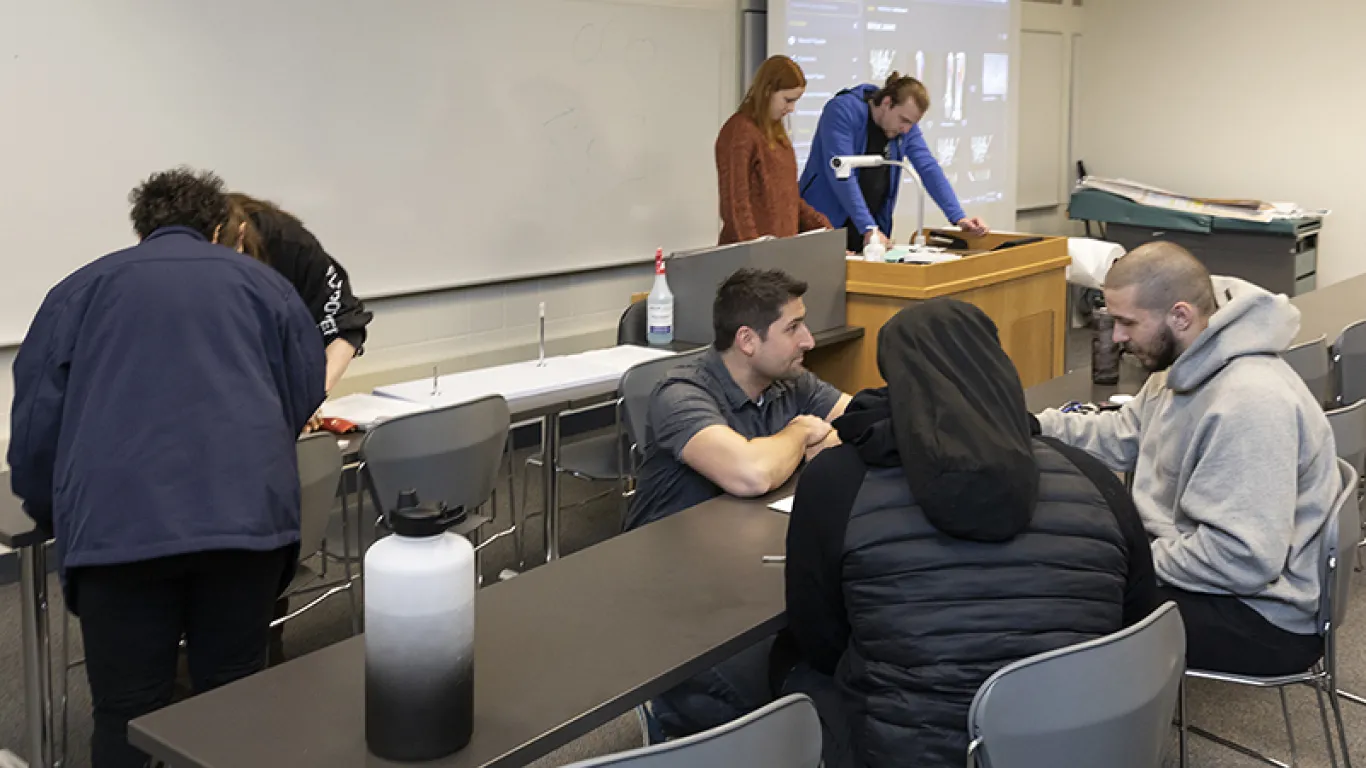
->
340;476;360;636
1188;724;1292;768
1179;678;1189;768
472;506;485;589
1329;683;1354;768
1279;687;1299;768
518;460;535;569
1338;688;1366;707
1316;683;1341;768
1311;681;1336;768
508;461;524;573
58;606;70;768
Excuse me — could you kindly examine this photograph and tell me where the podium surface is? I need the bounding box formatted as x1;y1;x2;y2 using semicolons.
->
807;232;1070;392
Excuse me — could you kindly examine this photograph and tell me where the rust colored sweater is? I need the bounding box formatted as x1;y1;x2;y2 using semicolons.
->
715;112;830;245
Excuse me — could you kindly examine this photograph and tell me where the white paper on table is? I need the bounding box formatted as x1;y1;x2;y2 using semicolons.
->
374;346;681;407
374;356;622;406
768;496;795;514
320;393;430;428
570;345;676;373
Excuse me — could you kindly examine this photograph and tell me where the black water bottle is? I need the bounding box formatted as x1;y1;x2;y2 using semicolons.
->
1092;306;1120;385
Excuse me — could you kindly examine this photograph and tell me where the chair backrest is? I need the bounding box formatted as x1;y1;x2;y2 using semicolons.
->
358;395;510;517
619;349;707;456
618;300;648;347
1321;458;1361;645
966;602;1186;768
1327;399;1366;480
1333;320;1366;406
296;433;344;559
1283;334;1330;407
562;694;822;768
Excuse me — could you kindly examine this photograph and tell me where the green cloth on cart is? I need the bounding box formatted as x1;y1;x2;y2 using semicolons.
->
1068;188;1320;236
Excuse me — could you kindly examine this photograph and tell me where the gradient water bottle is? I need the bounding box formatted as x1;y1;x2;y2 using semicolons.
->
647;247;674;346
365;490;475;761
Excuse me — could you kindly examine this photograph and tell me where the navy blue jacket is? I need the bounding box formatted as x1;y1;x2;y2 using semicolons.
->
7;227;326;572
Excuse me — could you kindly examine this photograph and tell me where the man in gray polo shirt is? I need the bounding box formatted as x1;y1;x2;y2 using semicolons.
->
626;267;851;740
626;267;851;531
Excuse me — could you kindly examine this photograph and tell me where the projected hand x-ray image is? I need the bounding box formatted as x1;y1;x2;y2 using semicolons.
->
772;0;1014;229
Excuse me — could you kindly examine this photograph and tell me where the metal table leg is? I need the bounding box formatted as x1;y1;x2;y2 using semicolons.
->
20;543;53;768
542;413;563;562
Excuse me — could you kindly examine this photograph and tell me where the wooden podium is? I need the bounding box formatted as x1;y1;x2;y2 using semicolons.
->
807;232;1070;392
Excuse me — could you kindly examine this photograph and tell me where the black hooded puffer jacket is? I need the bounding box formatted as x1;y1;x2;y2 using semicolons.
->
785;299;1148;767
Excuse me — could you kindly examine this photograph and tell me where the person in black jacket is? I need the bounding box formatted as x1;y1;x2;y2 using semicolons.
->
781;299;1158;768
216;192;375;662
218;192;373;394
8;167;325;768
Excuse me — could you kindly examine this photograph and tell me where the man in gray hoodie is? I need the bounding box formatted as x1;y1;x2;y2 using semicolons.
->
1037;241;1340;676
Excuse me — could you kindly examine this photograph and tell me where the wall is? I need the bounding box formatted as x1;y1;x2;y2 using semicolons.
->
1076;0;1366;285
1014;0;1084;237
0;0;740;462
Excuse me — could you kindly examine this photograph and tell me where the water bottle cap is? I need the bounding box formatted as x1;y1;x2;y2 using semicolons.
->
389;489;466;537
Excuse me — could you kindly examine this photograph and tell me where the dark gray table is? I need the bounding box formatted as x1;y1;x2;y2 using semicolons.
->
128;489;791;768
1290;274;1364;346
1023;357;1150;413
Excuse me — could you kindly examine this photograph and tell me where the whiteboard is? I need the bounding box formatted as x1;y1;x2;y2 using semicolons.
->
1017;30;1065;210
0;0;731;345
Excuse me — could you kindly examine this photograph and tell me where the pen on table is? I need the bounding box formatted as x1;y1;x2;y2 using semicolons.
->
762;555;786;564
431;365;440;396
537;301;546;367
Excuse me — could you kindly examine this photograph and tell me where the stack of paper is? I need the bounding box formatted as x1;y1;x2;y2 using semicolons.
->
569;345;676;373
1080;176;1291;223
320;393;431;429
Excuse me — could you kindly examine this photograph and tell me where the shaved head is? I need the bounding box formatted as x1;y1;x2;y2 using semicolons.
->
1104;241;1217;318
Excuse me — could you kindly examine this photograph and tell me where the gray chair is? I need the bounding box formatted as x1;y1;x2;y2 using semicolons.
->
1327;400;1366;573
521;422;632;566
520;347;704;563
966;602;1185;768
359;394;513;584
1180;458;1360;768
562;693;822;768
518;301;663;565
618;299;649;348
620;349;707;474
1334;320;1366;407
1328;399;1366;482
1284;335;1331;407
271;433;358;633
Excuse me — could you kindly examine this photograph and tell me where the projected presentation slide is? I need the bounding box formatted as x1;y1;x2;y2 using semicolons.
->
771;0;1014;229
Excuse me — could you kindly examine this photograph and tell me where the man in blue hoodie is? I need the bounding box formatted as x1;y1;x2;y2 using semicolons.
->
8;166;325;768
799;73;987;253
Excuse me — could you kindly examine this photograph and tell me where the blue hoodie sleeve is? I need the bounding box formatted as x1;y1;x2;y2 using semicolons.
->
7;291;76;532
279;291;328;435
902;126;967;225
813;98;879;234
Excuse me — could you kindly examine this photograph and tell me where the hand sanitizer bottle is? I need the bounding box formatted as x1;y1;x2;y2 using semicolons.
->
863;228;886;263
647;248;674;346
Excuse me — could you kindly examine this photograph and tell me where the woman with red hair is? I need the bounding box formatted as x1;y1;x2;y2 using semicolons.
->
714;55;830;245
